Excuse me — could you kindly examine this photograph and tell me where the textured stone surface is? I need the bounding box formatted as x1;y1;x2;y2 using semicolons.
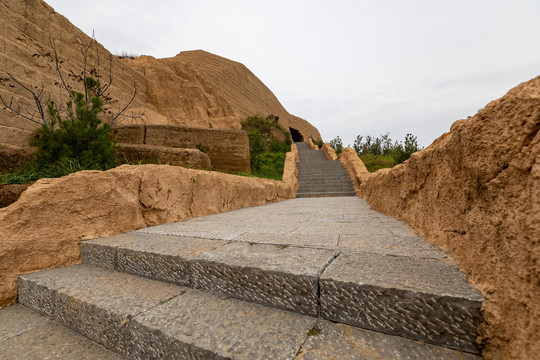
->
297;320;480;360
81;232;152;269
18;265;184;355
84;233;227;285
320;252;483;353
16;264;319;359
130;289;316;360
0;305;122;359
192;242;335;315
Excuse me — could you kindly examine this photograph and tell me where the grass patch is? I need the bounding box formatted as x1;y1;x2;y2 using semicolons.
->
0;158;110;184
307;325;321;336
359;154;397;173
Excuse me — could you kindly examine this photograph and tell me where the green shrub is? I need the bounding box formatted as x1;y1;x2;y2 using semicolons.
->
311;137;324;148
252;152;287;180
353;133;421;169
32;77;118;170
1;77;118;184
358;154;397;173
241;115;291;180
329;136;344;155
195;142;207;153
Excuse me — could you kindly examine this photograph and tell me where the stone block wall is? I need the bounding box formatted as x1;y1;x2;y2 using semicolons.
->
113;125;250;173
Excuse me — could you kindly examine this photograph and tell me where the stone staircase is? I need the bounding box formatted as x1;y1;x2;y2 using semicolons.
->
296;142;356;198
13;197;482;359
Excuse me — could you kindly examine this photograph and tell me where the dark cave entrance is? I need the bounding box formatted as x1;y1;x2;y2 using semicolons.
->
289;127;304;142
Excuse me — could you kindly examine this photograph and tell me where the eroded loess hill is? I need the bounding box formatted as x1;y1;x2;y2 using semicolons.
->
0;0;320;151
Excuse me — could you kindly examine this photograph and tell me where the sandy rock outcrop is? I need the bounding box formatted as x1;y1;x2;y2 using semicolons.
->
338;147;370;192
321;143;338;161
356;76;540;360
0;159;299;307
0;0;320;152
307;137;319;150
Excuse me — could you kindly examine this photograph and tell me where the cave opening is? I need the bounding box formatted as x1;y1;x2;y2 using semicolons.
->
289;127;304;142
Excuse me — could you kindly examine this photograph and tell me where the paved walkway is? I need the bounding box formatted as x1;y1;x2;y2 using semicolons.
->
138;196;446;259
2;197;482;359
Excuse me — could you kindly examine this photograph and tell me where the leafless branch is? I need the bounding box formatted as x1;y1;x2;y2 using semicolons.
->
98;54;113;97
0;93;45;125
50;37;76;105
111;84;137;126
76;30;95;103
1;73;48;125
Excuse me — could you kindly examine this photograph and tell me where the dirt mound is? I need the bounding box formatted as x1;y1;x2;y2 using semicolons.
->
357;76;540;359
0;0;320;151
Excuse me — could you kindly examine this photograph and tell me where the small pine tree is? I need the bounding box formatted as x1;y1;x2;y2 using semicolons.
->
31;76;118;170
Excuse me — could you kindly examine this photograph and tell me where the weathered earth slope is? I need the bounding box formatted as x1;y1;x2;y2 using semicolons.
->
358;76;540;360
0;0;320;150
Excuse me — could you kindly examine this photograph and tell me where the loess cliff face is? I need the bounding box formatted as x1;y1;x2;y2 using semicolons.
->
358;76;540;360
0;0;320;151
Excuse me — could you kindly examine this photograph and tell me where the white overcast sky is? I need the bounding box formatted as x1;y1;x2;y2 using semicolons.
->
45;0;540;147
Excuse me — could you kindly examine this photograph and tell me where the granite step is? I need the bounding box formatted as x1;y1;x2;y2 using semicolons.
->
296;191;357;198
298;183;354;189
17;264;480;359
79;231;483;353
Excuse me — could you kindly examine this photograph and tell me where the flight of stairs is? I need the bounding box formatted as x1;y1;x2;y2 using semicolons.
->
295;142;356;198
15;217;483;359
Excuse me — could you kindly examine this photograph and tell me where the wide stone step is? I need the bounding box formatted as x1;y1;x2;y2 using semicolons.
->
297;188;355;194
298;181;354;187
320;252;483;353
296;191;357;198
16;265;480;360
78;231;482;353
297;182;354;189
17;265;315;359
81;234;335;316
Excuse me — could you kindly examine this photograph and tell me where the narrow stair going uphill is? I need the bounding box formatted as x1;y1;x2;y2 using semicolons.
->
295;142;356;198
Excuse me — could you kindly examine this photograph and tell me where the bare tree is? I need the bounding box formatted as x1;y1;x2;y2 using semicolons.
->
0;32;141;129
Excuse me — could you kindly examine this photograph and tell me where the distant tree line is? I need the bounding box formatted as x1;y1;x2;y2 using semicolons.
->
328;133;422;172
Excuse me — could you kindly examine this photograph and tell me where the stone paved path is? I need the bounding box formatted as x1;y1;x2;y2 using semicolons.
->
4;197;483;359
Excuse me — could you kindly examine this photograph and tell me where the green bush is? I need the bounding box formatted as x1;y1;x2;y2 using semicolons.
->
241;115;291;180
358;154;397;173
0;77;118;184
353;133;421;171
310;137;324;148
34;77;117;169
329;136;344;155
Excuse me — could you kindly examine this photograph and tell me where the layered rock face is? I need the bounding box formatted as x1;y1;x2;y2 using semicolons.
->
355;76;540;360
0;0;320;151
